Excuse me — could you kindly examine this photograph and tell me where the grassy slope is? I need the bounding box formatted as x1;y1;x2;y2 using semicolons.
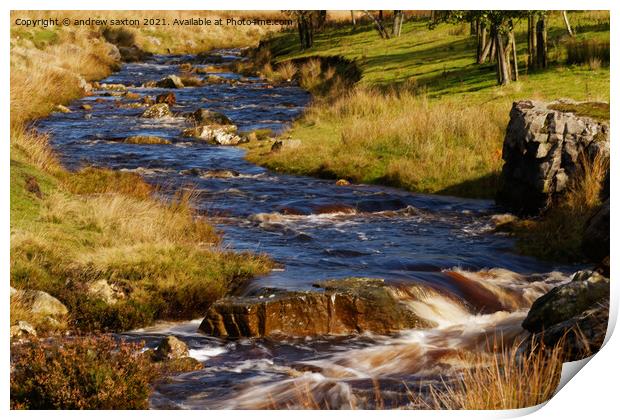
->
245;11;609;198
10;20;271;333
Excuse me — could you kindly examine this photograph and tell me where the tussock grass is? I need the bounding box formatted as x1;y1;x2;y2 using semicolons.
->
514;154;609;261
566;38;610;66
247;88;504;197
425;338;564;409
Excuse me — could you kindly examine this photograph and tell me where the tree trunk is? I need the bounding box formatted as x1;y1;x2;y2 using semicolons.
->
477;24;489;63
378;11;383;22
562;11;574;36
392;11;403;37
527;15;537;68
363;10;390;39
536;15;547;69
316;11;327;32
351;11;356;27
495;30;510;85
489;32;496;63
510;30;519;81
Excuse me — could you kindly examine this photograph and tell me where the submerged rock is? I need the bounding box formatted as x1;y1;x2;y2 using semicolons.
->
199;277;431;338
141;103;172;118
123;135;171;145
497;100;609;215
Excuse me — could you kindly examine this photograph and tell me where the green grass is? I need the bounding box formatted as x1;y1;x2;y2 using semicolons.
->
245;11;609;198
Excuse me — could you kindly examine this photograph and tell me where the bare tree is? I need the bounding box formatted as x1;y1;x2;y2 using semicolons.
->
363;10;391;39
562;11;574;36
536;13;548;69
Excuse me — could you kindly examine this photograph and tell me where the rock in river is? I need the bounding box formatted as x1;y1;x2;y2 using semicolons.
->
522;270;609;358
199;277;431;338
154;335;189;360
188;108;234;126
155;74;184;89
183;125;244;145
141;103;172;119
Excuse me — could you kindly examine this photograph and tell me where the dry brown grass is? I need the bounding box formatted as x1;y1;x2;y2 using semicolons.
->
247;88;505;197
423;337;564;409
515;153;609;261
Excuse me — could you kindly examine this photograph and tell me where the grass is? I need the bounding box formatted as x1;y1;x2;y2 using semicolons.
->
510;154;609;261
10;13;272;334
244;11;609;198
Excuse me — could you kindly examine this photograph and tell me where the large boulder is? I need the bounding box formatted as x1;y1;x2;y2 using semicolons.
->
155;75;184;89
11;289;68;317
522;270;609;358
199;278;431;338
86;279;125;304
522;270;609;331
141;103;172;118
582;198;610;262
497;100;609;215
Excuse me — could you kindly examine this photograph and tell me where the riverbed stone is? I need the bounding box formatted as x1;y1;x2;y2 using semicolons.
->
199;278;431;338
123;135;171;145
183;125;244;145
497;100;609;215
156;92;176;106
154;335;189;360
155;75;184;89
141;103;172;118
188;108;234;126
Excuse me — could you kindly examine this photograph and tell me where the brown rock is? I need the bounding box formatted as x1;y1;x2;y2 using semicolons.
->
199;278;430;338
156;92;176;106
153;335;189;360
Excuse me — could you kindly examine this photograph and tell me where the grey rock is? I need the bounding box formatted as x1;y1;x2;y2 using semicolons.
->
86;279;124;304
188;109;233;126
11;289;68;317
182;125;244;145
497;100;609;215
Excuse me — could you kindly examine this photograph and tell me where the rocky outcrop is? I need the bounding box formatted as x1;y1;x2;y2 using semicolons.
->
199;278;431;338
497;100;609;215
141;103;172;119
155;75;184;89
522;270;609;358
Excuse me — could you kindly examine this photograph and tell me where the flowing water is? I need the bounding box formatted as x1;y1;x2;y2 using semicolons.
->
38;50;580;409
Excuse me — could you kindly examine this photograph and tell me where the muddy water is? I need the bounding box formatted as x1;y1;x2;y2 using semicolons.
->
38;50;580;409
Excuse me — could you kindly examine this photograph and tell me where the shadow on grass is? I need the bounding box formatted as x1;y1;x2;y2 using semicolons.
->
435;172;501;200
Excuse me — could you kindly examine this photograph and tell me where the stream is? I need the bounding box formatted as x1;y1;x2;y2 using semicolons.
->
38;50;579;409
